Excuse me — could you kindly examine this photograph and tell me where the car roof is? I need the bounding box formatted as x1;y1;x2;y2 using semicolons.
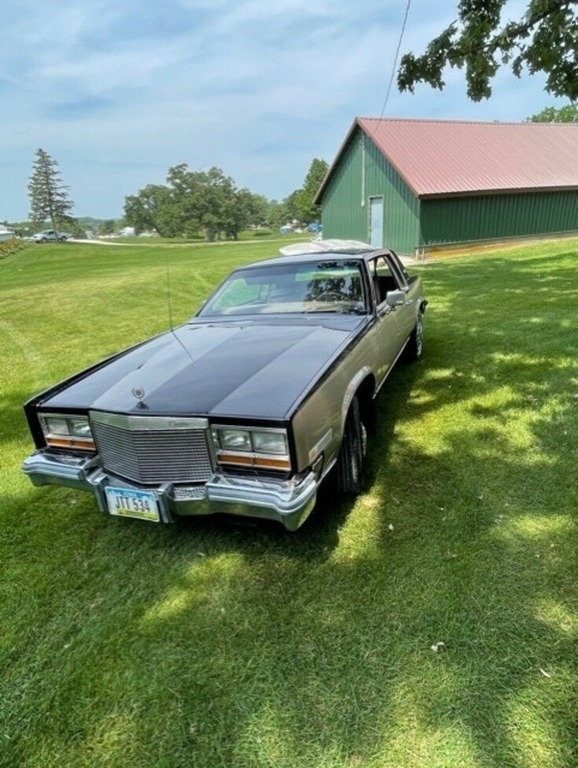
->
240;240;395;270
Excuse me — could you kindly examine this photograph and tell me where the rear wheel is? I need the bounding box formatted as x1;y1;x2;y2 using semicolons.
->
335;396;367;495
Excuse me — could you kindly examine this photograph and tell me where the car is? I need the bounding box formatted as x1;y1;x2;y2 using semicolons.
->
0;226;16;242
21;239;427;531
33;230;69;243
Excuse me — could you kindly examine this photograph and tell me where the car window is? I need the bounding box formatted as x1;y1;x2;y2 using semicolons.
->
387;252;410;288
198;261;368;316
368;257;401;306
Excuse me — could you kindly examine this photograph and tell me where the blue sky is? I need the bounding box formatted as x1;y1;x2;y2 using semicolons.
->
1;0;567;222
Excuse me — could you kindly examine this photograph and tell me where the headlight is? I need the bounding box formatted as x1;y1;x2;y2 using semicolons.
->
44;416;69;436
212;426;290;471
219;429;252;451
69;417;93;438
252;431;288;455
40;413;95;451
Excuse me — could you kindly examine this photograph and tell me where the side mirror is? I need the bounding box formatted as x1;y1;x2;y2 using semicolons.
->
386;290;406;308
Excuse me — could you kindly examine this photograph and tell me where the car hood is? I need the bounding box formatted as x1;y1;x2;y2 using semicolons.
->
41;318;365;420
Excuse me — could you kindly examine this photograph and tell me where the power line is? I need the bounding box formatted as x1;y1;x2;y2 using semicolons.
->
376;0;413;120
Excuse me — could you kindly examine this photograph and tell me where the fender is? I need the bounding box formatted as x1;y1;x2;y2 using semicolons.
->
341;366;373;435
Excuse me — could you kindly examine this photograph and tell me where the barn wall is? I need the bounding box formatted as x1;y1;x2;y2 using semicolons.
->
420;190;578;247
320;129;421;254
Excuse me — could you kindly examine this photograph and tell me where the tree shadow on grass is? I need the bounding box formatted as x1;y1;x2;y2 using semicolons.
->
365;420;578;767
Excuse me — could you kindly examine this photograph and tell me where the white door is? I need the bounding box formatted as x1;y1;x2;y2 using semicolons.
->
369;197;384;248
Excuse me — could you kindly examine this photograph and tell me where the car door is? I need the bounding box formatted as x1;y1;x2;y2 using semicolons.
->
367;255;414;388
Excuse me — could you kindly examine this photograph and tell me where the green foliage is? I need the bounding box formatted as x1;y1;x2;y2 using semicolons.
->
268;158;329;229
398;0;578;101
293;158;329;223
124;158;328;239
124;183;184;237
0;237;29;259
98;219;117;236
124;166;269;240
27;148;75;231
527;103;578;122
1;237;578;766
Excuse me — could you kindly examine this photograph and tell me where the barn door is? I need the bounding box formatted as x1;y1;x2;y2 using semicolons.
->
369;196;384;248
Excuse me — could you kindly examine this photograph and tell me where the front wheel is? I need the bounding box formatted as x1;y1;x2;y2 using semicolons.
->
335;396;367;495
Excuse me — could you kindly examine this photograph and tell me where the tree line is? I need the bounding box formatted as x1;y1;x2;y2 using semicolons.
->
25;149;329;240
123;158;328;240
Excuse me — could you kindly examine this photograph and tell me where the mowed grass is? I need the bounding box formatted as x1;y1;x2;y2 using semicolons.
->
1;237;577;768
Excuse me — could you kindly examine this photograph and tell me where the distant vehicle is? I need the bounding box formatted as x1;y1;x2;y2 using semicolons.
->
0;226;16;242
33;230;69;243
307;222;322;233
279;225;293;234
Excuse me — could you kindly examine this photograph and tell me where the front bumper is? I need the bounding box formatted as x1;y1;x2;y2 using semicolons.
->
22;451;318;532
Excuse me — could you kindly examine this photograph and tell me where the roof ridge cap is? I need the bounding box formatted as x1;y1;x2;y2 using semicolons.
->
358;116;530;126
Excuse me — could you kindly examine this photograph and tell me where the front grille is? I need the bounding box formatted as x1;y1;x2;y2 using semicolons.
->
90;412;213;485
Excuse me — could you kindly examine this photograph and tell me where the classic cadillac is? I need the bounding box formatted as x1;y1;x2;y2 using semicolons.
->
22;240;427;531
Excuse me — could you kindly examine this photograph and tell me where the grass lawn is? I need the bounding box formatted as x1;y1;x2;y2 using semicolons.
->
1;237;577;768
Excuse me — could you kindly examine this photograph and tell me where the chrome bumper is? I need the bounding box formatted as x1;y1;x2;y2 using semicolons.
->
22;451;318;532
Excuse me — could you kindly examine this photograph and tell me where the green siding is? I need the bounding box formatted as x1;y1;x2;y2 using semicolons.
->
420;190;578;247
321;129;420;254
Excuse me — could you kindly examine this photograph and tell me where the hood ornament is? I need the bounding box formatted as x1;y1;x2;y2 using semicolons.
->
132;386;148;409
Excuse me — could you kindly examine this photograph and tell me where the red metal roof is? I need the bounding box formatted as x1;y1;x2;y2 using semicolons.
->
324;117;578;199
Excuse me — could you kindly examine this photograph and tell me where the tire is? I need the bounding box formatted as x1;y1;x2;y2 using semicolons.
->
335;396;367;495
405;313;424;361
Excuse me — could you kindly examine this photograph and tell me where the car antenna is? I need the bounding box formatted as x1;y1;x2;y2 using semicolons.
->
165;253;195;363
166;259;174;331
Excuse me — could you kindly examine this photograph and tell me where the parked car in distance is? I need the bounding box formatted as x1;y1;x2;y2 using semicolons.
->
33;230;69;243
22;239;427;531
0;226;16;242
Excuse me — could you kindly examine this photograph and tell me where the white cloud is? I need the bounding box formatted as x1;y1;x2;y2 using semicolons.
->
0;0;565;221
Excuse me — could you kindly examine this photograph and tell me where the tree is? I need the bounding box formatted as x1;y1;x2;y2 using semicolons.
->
28;149;75;231
99;220;117;236
294;158;329;223
527;103;578;121
397;0;578;101
166;165;236;241
124;184;184;237
124;166;269;241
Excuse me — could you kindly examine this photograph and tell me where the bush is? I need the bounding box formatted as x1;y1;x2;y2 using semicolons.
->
0;238;30;259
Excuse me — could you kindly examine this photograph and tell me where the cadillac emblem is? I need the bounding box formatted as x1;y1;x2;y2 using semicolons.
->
132;386;146;401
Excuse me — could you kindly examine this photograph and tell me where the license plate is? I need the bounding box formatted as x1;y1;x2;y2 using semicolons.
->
105;487;160;523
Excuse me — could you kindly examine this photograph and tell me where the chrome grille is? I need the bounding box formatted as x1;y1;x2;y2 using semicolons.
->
90;412;213;484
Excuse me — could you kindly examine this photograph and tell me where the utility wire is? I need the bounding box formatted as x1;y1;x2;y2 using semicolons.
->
375;0;413;121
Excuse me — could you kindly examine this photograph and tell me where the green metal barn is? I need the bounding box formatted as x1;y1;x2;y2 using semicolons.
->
314;118;578;256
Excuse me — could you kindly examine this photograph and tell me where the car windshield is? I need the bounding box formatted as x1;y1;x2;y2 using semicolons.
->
198;260;368;317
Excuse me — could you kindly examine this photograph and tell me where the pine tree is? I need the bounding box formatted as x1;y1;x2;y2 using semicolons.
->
28;148;75;231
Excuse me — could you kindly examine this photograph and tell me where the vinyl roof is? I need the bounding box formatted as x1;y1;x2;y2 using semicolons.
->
317;117;578;200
